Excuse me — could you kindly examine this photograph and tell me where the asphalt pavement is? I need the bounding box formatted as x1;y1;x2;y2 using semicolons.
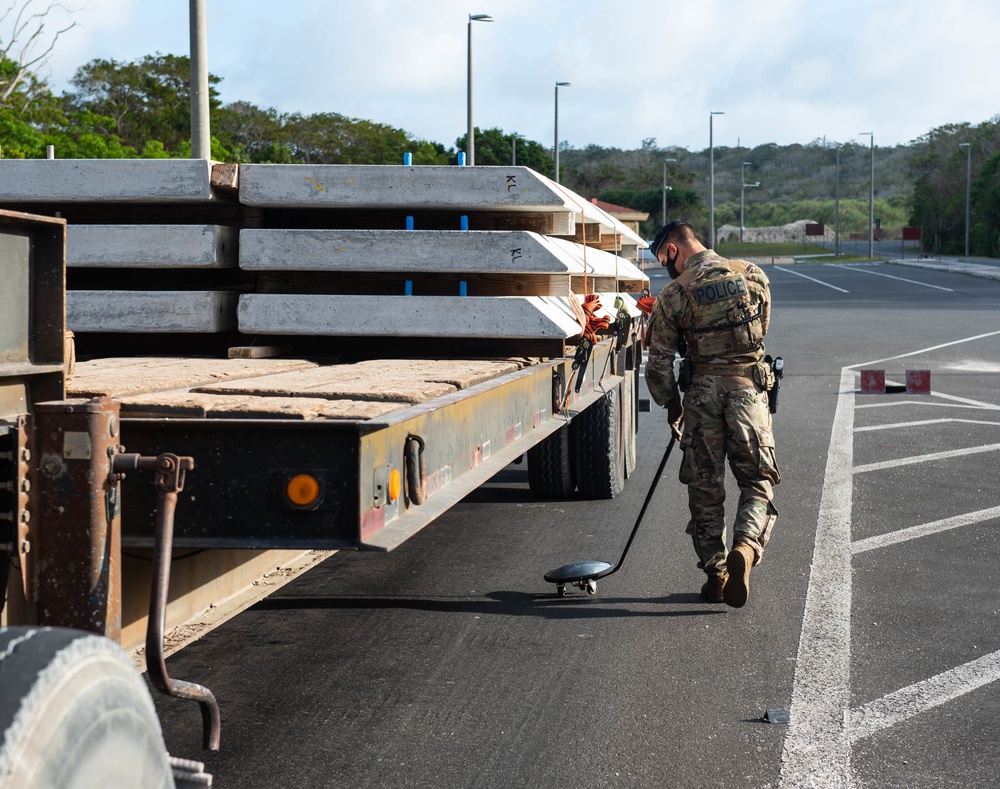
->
153;259;1000;788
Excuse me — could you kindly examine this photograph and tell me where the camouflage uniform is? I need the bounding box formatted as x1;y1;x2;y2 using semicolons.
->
645;249;780;577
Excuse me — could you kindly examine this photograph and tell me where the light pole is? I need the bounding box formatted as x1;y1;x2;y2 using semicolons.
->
859;132;874;258
709;111;724;248
662;157;677;225
466;13;493;166
960;142;971;257
834;144;841;256
554;81;571;183
740;161;759;243
189;0;210;159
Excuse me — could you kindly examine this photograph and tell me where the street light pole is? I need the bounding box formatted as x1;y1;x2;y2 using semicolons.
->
960;142;971;257
662;156;677;225
554;81;571;183
189;0;210;159
709;111;724;248
859;132;874;258
834;144;841;256
466;13;493;166
740;161;758;243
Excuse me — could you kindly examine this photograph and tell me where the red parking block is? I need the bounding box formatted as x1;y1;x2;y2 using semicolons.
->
860;369;885;394
906;369;931;394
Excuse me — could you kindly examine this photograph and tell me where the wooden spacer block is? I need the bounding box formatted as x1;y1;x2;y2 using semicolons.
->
906;369;931;394
860;369;885;394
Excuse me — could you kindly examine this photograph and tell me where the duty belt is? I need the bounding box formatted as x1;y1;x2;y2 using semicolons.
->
691;362;758;376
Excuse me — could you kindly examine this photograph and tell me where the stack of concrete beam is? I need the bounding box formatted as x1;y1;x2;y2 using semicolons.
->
0;159;246;340
0;159;647;355
235;164;647;348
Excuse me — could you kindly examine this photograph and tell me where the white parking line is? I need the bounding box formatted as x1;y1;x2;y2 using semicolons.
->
852;506;1000;554
785;350;1000;786
780;367;855;787
834;265;954;292
857;400;1000;411
855;418;1000;432
854;443;1000;473
849;329;1000;369
773;265;850;293
849;649;1000;743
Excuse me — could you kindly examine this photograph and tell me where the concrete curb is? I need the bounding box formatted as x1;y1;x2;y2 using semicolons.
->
741;256;797;266
887;259;1000;281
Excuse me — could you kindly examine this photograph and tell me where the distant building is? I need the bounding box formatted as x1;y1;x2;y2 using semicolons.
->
588;197;648;237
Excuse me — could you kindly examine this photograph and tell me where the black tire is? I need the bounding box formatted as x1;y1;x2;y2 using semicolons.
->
527;423;576;498
0;626;174;789
575;384;626;499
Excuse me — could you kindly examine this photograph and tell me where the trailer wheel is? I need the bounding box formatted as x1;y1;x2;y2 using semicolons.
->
527;423;576;498
575;384;625;499
0;626;174;789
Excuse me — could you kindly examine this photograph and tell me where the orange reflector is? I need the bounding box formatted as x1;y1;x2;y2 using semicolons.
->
388;469;402;502
286;473;321;507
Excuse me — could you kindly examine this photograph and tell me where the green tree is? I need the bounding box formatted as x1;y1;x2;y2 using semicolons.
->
970;151;1000;257
215;101;288;162
458;127;553;176
284;112;447;165
64;54;223;154
599;186;701;237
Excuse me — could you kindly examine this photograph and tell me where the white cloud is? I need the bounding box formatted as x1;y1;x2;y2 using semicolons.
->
29;0;1000;151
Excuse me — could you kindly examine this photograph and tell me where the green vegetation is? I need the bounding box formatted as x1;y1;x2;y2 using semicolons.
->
0;18;998;257
716;242;829;257
715;241;880;264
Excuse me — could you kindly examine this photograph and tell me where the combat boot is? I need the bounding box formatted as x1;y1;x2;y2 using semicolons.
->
700;571;728;603
723;542;755;608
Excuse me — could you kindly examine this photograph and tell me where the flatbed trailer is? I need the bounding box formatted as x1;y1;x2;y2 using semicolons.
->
0;185;645;786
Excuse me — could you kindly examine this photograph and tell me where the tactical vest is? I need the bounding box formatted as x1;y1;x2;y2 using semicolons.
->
677;255;766;360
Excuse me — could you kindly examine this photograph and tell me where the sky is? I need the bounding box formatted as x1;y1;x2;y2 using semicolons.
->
16;0;1000;153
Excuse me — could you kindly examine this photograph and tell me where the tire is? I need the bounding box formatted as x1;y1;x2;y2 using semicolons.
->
575;384;626;499
527;423;576;498
0;627;174;789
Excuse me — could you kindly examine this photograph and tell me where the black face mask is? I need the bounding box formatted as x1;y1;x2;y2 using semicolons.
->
664;250;681;279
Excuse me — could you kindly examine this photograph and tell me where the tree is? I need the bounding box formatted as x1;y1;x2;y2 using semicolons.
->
284;112;448;165
0;1;75;111
215;101;289;162
457;127;553;176
970;151;1000;257
65;54;223;153
599;186;701;238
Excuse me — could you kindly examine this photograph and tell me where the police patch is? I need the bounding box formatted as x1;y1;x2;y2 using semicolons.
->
695;276;747;305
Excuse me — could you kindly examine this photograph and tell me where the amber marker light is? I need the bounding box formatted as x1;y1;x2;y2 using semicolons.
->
286;473;322;508
388;469;402;502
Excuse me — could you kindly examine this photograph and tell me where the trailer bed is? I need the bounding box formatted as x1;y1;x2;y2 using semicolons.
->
68;356;541;420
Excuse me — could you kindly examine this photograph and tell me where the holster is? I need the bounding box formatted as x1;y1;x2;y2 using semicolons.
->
678;357;693;392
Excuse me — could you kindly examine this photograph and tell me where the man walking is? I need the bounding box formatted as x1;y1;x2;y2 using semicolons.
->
644;221;779;608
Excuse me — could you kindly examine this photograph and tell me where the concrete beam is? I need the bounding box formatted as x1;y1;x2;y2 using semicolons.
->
0;159;217;202
238;165;576;213
67;291;237;333
238;294;584;339
541;236;648;288
239;229;647;288
67;225;238;268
